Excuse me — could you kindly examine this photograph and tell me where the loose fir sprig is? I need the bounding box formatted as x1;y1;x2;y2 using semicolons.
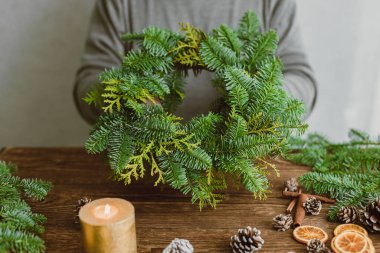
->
286;129;380;221
0;161;52;253
84;10;307;209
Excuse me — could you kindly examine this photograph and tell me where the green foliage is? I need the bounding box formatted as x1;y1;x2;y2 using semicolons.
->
238;11;260;43
83;84;103;107
244;30;278;73
213;24;242;56
287;129;380;172
142;26;180;57
84;10;307;208
287;130;380;221
0;161;52;253
170;22;206;68
199;36;241;70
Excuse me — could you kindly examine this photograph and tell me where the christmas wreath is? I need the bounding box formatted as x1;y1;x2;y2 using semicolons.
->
84;10;307;208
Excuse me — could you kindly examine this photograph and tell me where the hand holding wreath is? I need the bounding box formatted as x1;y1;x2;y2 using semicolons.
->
84;10;307;208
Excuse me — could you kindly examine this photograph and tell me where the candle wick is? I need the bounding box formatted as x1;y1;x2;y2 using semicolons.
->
104;204;111;216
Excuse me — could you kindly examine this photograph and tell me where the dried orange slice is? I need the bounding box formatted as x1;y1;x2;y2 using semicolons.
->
364;243;375;253
365;237;375;253
331;237;340;253
334;223;368;237
334;231;368;253
368;243;375;253
332;232;375;253
293;225;328;244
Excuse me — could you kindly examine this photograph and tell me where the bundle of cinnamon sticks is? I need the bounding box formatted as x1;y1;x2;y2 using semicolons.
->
282;189;335;226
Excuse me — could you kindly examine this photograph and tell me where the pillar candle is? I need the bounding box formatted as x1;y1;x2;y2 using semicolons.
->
79;198;137;253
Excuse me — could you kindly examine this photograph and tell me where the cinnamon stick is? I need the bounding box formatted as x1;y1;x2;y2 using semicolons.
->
294;193;308;227
282;191;336;204
286;198;297;214
286;189;301;214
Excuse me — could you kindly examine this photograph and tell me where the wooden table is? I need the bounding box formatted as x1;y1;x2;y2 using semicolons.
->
0;147;378;252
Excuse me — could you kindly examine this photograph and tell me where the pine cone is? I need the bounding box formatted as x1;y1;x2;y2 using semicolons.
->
361;199;380;233
306;239;325;253
272;214;293;231
337;206;359;224
163;238;193;253
230;226;264;253
74;197;92;222
284;177;298;192
303;197;322;215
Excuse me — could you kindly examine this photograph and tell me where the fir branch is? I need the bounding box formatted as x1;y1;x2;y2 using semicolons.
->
108;130;135;174
158;155;188;189
223;66;258;99
0;162;16;174
83;84;103;107
142;74;170;99
0;224;45;253
224;112;248;140
173;148;212;171
132;106;179;143
20;179;52;201
299;172;378;200
85;113;123;154
199;36;241;70
142;27;173;56
237;10;260;42
244;30;278;71
287;130;380;172
187;173;225;210
240;165;269;200
213;24;242;55
162;71;185;113
123;50;173;74
288;130;380;221
0;209;45;235
184;113;222;142
0;161;51;253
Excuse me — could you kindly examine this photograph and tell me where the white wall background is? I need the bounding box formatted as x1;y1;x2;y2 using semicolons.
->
0;0;94;146
296;0;380;140
1;0;380;146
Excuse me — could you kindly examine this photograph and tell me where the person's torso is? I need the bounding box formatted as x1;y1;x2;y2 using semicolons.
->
124;0;270;120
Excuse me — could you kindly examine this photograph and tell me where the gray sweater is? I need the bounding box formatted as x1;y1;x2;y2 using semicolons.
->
74;0;317;124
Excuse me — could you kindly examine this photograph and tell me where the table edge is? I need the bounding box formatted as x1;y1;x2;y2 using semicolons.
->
0;147;7;156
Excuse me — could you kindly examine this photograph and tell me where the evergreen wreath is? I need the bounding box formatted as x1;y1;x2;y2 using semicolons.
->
84;10;307;208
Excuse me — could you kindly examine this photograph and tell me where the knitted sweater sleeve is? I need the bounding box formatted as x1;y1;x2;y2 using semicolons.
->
266;0;317;116
73;0;127;124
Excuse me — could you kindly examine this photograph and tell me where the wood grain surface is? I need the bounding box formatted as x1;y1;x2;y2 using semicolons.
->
0;148;378;252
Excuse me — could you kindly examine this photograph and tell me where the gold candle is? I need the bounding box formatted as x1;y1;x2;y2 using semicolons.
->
79;198;137;253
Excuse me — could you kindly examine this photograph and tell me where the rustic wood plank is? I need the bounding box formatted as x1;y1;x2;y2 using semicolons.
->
0;147;7;155
0;148;379;253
